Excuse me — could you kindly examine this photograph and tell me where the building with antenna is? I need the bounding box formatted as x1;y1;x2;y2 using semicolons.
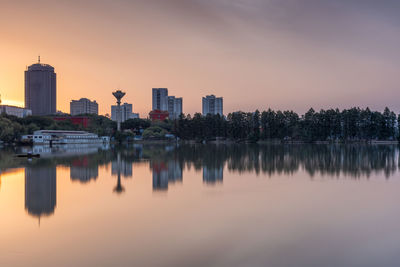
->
25;56;57;115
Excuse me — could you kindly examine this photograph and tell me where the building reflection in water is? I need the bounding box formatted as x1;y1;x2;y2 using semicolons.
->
25;166;56;223
203;166;223;185
152;160;182;191
70;156;98;183
112;153;126;194
112;158;132;178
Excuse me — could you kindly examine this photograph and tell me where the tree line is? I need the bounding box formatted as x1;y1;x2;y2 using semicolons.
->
172;107;399;142
1;107;399;143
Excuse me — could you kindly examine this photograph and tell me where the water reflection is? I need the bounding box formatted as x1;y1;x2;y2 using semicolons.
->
0;143;399;222
70;156;99;183
1;144;399;180
151;159;182;191
173;144;398;179
203;166;223;185
25;166;56;222
113;153;125;194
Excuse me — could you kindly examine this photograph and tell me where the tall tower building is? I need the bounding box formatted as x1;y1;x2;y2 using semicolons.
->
111;103;139;122
152;88;168;111
25;57;57;115
202;95;223;116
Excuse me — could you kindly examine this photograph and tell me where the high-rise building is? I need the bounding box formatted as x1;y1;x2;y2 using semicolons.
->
111;103;139;122
152;88;168;111
70;98;98;115
167;96;183;119
25;57;57;115
202;95;223;116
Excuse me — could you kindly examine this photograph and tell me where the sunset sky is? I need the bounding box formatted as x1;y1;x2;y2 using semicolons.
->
1;0;400;117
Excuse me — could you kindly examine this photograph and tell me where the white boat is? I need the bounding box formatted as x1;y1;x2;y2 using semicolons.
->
32;130;110;145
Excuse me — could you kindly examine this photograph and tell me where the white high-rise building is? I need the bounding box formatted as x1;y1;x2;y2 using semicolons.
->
70;98;98;115
111;103;139;122
202;95;223;116
167;96;183;120
152;88;168;111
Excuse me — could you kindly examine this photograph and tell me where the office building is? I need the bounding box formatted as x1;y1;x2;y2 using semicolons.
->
25;57;57;115
167;96;183;120
70;98;98;115
202;95;223;116
111;103;139;122
152;88;168;111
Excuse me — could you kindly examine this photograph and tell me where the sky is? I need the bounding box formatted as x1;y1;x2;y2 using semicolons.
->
1;0;400;117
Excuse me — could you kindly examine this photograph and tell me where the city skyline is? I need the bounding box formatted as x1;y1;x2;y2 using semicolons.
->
1;1;400;117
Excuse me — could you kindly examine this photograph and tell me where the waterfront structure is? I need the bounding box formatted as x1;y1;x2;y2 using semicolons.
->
111;103;139;123
167;96;183;120
25;57;57;115
202;95;223;116
70;98;98;115
0;105;32;118
152;88;168;111
149;110;169;121
32;130;109;145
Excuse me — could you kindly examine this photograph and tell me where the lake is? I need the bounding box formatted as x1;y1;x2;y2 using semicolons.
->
1;144;400;267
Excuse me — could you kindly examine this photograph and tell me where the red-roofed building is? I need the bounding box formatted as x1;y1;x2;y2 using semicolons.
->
53;116;90;128
149;110;169;121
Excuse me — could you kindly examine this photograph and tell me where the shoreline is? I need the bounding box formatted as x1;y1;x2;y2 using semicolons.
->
2;139;399;147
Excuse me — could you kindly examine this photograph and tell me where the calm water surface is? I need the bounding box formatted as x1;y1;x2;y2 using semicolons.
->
1;144;400;267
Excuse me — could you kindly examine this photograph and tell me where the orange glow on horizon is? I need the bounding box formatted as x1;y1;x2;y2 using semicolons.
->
1;99;25;108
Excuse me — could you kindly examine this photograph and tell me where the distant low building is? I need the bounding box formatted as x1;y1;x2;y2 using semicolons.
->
70;98;98;115
202;95;223;116
149;110;169;121
0;105;32;118
111;103;139;123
